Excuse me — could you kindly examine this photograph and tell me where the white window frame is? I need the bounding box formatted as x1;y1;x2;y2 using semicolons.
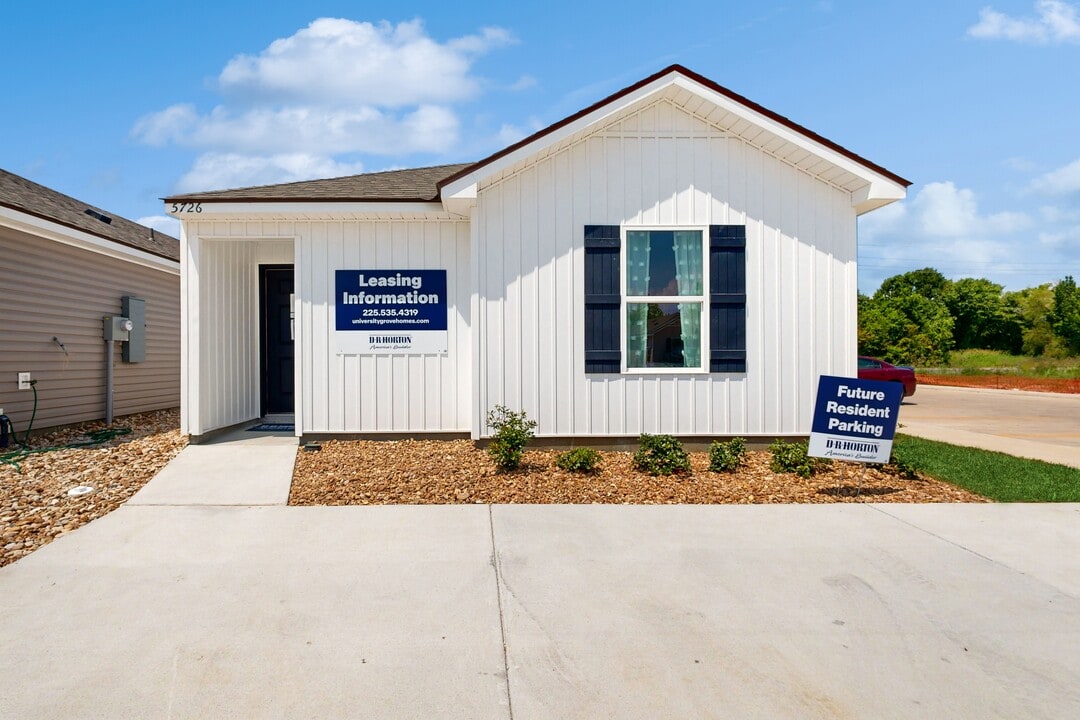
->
620;225;709;375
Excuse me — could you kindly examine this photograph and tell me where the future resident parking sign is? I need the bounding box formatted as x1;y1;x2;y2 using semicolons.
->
335;269;448;355
808;375;903;464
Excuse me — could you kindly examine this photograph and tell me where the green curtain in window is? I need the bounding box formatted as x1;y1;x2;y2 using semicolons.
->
672;231;702;367
626;232;651;367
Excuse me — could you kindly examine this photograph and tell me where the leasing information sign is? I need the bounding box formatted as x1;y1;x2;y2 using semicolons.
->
808;375;903;464
335;269;448;355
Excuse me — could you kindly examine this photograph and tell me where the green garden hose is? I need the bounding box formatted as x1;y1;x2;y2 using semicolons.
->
0;382;131;472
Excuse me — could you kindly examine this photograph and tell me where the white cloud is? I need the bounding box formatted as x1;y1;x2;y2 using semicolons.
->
133;17;511;192
217;18;513;107
495;123;528;146
857;181;1048;291
510;75;537;91
136;215;181;238
968;1;1080;44
175;153;367;193
132;104;198;146
1030;157;1080;195
137;104;459;156
910;181;1030;237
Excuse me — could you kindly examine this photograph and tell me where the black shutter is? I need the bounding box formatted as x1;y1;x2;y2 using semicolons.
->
584;225;621;373
709;225;746;373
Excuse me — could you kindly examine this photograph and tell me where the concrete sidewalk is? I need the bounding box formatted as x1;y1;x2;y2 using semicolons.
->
128;427;297;506
2;501;1078;719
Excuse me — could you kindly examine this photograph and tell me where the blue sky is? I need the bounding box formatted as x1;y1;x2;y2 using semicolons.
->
3;0;1078;292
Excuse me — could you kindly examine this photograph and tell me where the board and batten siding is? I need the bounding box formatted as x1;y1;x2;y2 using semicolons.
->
183;220;469;436
183;229;293;435
0;225;180;430
473;99;858;437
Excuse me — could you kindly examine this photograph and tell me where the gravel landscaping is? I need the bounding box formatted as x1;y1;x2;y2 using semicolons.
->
0;409;186;568
290;439;988;506
3;412;990;569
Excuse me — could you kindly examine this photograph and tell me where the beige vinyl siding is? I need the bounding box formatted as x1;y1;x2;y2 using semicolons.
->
0;225;179;431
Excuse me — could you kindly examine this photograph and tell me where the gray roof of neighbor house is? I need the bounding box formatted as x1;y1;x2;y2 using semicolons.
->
0;169;180;262
164;163;474;204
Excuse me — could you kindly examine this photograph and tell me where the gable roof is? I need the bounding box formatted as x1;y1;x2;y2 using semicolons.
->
0;168;179;261
163;65;909;214
164;163;472;204
439;64;910;194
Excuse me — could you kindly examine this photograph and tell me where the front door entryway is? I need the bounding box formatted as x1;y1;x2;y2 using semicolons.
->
260;265;295;415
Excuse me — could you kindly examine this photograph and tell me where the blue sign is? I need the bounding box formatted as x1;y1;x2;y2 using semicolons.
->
808;375;903;464
335;269;448;355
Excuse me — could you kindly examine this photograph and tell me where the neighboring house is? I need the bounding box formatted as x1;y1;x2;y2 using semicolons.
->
166;65;909;442
0;169;180;433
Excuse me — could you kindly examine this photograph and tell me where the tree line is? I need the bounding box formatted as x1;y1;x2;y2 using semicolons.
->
858;268;1080;366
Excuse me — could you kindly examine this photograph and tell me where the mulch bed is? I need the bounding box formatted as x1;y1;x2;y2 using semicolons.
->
290;439;987;506
0;409;186;568
920;374;1080;394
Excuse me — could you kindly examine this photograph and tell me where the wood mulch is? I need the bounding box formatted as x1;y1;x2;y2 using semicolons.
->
0;409;186;568
290;439;987;506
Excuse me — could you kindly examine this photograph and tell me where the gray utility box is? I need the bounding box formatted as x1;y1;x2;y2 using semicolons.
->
122;296;146;363
103;315;132;342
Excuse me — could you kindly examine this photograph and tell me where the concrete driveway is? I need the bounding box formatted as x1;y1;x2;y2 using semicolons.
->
2;501;1078;718
899;385;1080;468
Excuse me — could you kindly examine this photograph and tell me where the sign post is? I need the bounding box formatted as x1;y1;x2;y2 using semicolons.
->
808;375;903;465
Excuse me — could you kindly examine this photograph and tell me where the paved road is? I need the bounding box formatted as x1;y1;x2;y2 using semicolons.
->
899;385;1080;467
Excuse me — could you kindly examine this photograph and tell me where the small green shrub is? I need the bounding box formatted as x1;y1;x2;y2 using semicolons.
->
632;434;691;476
768;439;817;478
556;447;602;473
486;405;537;472
709;437;747;472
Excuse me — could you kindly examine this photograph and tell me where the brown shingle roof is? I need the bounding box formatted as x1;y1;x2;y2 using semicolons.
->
0;168;179;262
164;163;473;203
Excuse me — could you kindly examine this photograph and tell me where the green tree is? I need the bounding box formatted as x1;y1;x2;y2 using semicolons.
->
876;267;951;303
1008;284;1069;357
859;269;954;365
944;278;1022;353
1051;276;1080;355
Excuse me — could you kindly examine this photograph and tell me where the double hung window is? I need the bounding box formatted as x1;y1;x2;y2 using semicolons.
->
623;229;706;371
583;223;745;375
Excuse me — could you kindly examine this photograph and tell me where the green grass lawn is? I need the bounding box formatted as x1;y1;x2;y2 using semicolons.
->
893;434;1080;502
920;349;1080;379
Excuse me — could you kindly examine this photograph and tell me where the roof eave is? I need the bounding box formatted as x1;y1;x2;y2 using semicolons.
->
0;204;181;270
439;64;911;199
165;199;451;219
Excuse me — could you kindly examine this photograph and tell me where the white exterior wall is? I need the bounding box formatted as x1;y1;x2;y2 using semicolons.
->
298;219;470;434
181;218;470;436
473;99;858;437
181;221;293;435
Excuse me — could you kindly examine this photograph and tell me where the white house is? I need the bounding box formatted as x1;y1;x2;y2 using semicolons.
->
166;65;909;442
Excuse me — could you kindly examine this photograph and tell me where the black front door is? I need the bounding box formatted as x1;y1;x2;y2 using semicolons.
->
260;266;294;415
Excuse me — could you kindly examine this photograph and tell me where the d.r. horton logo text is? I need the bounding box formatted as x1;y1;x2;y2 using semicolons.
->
370;336;410;344
824;438;879;454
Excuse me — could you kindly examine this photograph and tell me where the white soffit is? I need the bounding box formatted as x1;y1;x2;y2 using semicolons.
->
440;68;907;216
0;205;179;274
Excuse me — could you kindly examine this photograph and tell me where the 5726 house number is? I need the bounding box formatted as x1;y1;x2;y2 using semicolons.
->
169;202;203;213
